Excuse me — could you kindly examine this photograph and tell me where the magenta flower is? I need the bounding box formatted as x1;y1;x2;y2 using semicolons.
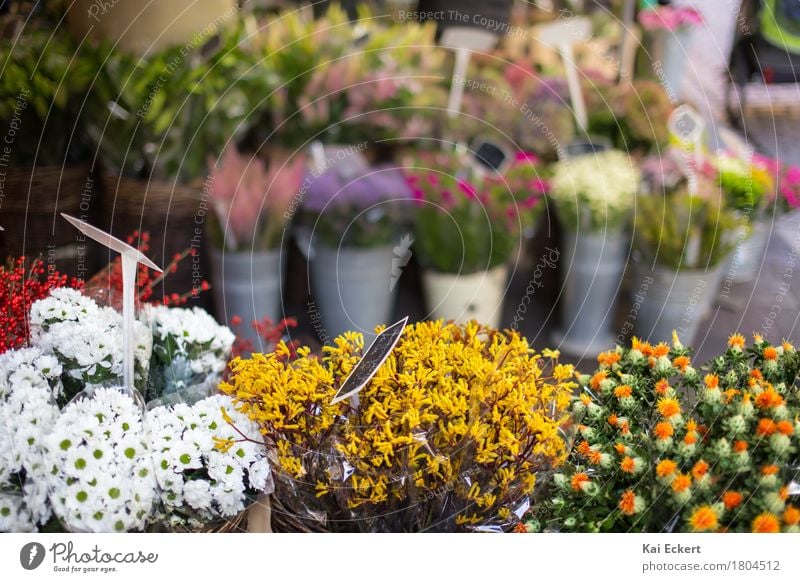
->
457;179;477;199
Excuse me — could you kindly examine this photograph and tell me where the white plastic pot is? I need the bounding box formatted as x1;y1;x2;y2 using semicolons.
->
422;265;509;329
310;244;397;342
554;230;627;356
209;248;283;351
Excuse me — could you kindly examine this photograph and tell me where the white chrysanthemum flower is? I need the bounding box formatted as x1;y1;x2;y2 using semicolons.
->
0;493;36;533
29;288;100;337
0;347;62;530
140;305;234;401
43;388;156;532
146;394;272;529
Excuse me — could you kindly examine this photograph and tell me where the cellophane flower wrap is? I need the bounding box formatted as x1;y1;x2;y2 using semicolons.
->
141;305;235;406
220;320;575;532
146;394;273;530
530;334;800;533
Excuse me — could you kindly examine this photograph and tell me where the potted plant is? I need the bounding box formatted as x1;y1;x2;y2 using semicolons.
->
406;150;546;328
0;20;96;275
220;320;576;532
714;153;779;283
299;146;410;341
633;187;741;343
206;147;304;349
638;2;704;100
84;23;272;300
549;149;639;355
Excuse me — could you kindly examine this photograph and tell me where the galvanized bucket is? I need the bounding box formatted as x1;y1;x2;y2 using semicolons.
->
209;247;283;350
310;244;396;343
554;230;628;356
727;221;770;284
632;262;725;344
422;265;509;329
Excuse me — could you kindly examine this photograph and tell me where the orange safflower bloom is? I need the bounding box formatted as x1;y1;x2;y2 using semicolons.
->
757;418;778;436
723;388;739;404
761;464;780;476
632;337;652;356
614;442;627;455
692;460;709;479
579;393;592;406
755;387;783;409
722;491;744;510
777;420;794;436
653;343;670;357
577;441;592;456
686;419;698;432
620;456;636;474
588;450;603;465
607;414;619;427
513;522;528;533
704;374;719;389
782;340;795;352
779;486;789;502
614;384;633;398
619;490;637;515
752;512;781;533
620;421;631;435
689;506;718;532
683;432;698;445
763;346;778;361
733;440;749;453
654;379;670;395
728;333;746;349
590;371;608;390
570;473;590;492
673;355;691;371
750;369;763;380
656;459;677;478
672;473;691;493
657;398;681;418
653;422;674;440
784;506;800;526
598;350;621;367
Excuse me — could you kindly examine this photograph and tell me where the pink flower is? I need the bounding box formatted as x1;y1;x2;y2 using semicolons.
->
514;151;540;164
457;179;477;199
638;7;703;32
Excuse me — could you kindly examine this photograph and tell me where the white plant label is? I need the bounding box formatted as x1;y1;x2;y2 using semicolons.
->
62;214;162;393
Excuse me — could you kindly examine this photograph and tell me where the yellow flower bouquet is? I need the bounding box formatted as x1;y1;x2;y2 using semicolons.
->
219;320;575;531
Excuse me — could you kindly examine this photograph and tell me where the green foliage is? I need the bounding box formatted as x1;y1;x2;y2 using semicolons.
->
634;191;742;270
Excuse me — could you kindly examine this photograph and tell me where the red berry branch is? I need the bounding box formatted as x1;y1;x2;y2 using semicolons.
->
0;256;83;353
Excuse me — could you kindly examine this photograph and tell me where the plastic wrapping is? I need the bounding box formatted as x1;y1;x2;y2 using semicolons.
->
222;320;576;532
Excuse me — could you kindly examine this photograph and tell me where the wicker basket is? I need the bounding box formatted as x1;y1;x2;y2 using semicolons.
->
99;175;211;307
0;164;98;277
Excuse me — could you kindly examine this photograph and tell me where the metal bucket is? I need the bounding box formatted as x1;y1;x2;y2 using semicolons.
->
209;247;283;350
727;221;770;284
632;262;725;344
422;265;509;329
310;244;396;343
554;230;628;356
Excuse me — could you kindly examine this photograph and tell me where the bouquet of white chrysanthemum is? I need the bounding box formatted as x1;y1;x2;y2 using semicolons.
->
140;306;235;405
146;394;272;530
0;347;62;532
42;388;157;532
30;289;152;404
550;150;640;231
